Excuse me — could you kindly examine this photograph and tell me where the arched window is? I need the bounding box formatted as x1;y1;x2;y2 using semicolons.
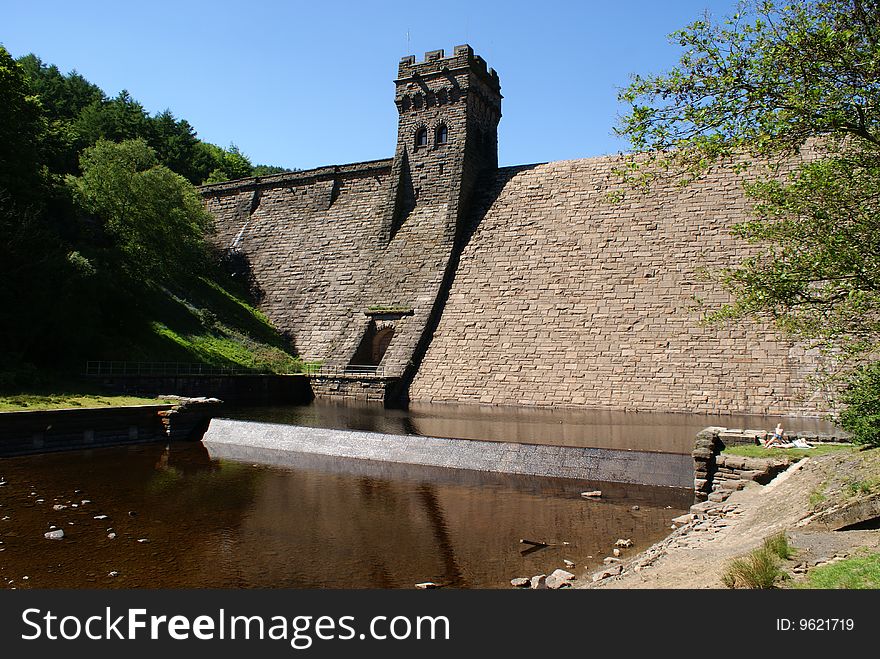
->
436;124;448;144
415;127;428;147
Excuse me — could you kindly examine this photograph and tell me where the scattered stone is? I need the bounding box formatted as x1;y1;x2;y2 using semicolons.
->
52;505;66;511
44;530;64;540
631;505;639;511
613;548;621;557
107;533;117;540
71;504;78;508
615;538;634;548
563;559;575;568
671;513;693;525
591;565;622;582
510;577;530;588
548;568;575;582
415;582;439;589
581;490;602;498
36;499;44;503
708;492;729;503
128;511;138;517
109;571;119;577
81;500;91;505
137;538;150;543
94;515;108;520
530;574;548;589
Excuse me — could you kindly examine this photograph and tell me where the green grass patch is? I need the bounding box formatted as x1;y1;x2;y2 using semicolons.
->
763;531;795;560
722;546;790;589
0;392;172;412
795;553;880;589
844;476;880;498
722;444;854;460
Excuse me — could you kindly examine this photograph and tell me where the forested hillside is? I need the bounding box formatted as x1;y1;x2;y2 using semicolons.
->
0;46;301;390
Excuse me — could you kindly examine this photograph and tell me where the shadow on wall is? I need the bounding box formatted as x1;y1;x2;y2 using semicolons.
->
391;164;542;407
216;246;267;306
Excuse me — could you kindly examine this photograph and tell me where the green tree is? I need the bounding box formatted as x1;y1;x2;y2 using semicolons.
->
204;143;255;183
616;0;880;444
0;46;46;199
67;138;213;283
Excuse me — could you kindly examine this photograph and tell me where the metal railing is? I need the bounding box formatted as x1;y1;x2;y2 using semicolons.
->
85;361;273;377
85;361;387;378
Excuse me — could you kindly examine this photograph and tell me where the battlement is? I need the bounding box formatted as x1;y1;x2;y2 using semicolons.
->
397;44;500;92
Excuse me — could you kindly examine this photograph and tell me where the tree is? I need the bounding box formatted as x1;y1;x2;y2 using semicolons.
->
616;0;880;444
0;46;46;199
67;139;213;283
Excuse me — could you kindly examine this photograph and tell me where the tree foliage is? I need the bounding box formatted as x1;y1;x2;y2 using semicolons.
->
616;0;880;444
68;139;213;282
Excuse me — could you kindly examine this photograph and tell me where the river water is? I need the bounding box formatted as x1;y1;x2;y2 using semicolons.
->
0;402;838;589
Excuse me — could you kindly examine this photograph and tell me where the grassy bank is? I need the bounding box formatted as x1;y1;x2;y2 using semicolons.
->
722;444;854;460
0;392;173;412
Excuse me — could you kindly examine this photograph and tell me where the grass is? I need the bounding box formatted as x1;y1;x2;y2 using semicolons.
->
763;531;795;560
722;444;854;460
844;476;880;497
722;546;790;589
0;392;172;412
795;552;880;589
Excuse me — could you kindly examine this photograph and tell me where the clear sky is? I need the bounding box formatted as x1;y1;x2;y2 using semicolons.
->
3;0;740;170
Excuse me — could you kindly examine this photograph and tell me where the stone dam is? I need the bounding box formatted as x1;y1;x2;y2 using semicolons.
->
201;44;827;418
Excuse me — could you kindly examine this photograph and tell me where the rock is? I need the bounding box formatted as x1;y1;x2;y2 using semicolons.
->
530;574;548;589
613;548;621;557
563;559;575;568
93;514;108;520
137;538;149;543
591;565;622;582
52;505;67;511
615;538;634;548
107;533;116;540
603;557;622;565
109;571;119;577
545;573;573;589
549;568;575;582
510;577;530;588
128;511;138;517
44;530;64;540
631;505;640;511
415;582;439;589
81;500;91;505
708;491;729;503
672;513;694;525
581;490;602;498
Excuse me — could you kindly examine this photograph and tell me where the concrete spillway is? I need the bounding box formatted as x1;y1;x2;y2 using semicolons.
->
202;418;693;489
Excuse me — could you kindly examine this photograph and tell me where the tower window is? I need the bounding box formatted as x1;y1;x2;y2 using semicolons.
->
415;127;428;147
436;124;448;144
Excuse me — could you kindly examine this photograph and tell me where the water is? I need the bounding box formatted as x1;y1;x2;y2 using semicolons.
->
0;441;689;589
223;400;841;453
0;402;839;588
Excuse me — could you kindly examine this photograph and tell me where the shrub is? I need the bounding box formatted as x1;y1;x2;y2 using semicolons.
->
839;361;880;448
763;531;794;560
722;547;789;589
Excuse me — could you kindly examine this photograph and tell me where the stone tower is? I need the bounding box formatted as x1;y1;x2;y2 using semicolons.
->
315;45;503;400
381;44;502;243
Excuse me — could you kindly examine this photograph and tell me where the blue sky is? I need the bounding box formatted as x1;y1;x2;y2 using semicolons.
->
3;0;740;170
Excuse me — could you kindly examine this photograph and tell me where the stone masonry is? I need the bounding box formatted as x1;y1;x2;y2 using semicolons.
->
201;45;829;416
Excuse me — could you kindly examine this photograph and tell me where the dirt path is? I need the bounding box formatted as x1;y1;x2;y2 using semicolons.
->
584;451;880;589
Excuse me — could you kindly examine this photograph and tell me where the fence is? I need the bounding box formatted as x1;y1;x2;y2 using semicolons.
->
85;361;386;378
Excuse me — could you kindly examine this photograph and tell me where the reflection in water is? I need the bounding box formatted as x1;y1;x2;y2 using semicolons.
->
223;400;841;453
0;441;691;589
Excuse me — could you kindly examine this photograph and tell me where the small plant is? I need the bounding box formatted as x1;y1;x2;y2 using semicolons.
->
763;531;794;560
808;488;827;509
722;547;789;589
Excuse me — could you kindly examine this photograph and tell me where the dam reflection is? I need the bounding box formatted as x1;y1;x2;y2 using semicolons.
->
0;440;689;589
223;399;841;454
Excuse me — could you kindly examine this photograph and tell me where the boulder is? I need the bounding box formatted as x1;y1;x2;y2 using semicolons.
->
530;574;548;589
510;577;530;588
44;530;64;540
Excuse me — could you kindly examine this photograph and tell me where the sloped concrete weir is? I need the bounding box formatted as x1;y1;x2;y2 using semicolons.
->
202;418;693;488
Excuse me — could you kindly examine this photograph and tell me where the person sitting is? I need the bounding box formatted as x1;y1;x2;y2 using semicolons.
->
764;423;786;448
